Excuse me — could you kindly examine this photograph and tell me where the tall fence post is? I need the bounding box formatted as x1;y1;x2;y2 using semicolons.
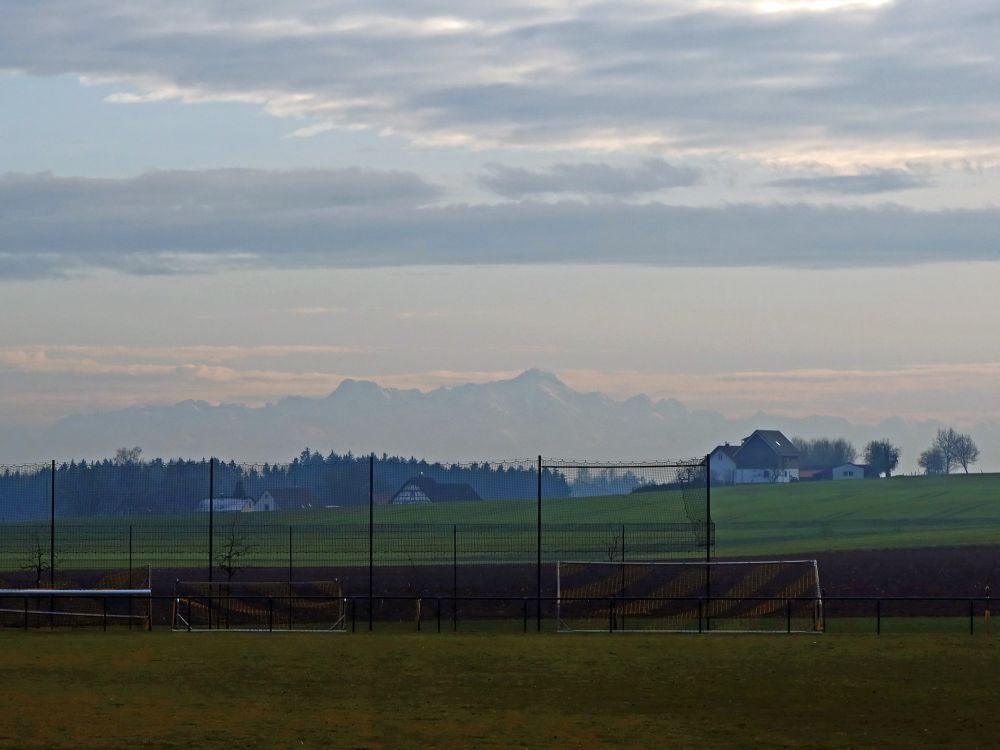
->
452;523;458;632
620;522;626;632
705;454;712;563
368;453;374;632
536;455;542;632
49;459;55;587
704;454;711;632
128;525;133;586
288;525;293;583
208;457;215;583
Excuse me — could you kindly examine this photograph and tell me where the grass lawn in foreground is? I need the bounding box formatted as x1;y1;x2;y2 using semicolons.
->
1;631;999;749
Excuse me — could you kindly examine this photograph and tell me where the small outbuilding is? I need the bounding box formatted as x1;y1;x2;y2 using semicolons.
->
832;463;866;481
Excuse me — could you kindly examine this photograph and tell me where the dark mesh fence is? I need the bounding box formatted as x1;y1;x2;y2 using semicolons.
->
0;464;51;587
538;459;711;622
1;454;713;628
372;459;537;624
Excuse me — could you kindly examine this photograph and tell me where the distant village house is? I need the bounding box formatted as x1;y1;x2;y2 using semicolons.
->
709;430;800;485
196;487;316;512
391;477;481;505
256;488;316;511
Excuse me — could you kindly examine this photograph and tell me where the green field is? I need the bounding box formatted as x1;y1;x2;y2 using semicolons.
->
2;631;999;749
712;473;1000;555
3;474;999;573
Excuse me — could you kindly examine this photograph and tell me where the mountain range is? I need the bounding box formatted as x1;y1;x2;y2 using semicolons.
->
1;369;995;472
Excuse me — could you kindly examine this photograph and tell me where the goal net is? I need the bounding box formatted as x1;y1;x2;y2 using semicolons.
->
0;568;153;630
557;560;822;633
173;580;346;632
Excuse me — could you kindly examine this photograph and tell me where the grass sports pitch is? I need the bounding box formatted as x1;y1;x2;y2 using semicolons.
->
2;631;999;749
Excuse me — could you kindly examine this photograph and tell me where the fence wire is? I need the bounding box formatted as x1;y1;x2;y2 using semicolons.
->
0;456;712;612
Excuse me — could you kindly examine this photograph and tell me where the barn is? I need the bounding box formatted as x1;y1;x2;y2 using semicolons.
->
391;477;481;505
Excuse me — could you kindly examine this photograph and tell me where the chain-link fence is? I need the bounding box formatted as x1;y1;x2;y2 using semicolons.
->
0;455;712;627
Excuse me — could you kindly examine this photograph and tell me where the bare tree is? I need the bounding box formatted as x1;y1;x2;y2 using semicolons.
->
20;534;54;587
928;428;978;475
604;528;621;563
792;437;857;470
953;433;980;474
918;447;947;475
215;516;253;582
114;446;143;465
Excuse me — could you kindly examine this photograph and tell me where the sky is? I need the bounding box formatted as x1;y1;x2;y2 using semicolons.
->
1;0;999;451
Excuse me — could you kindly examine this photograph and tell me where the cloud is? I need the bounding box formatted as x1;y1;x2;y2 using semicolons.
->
395;311;446;320
1;169;1000;276
284;306;349;316
0;344;369;368
767;169;933;195
2;1;1000;162
477;159;701;198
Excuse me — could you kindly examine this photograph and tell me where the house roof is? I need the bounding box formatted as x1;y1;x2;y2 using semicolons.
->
711;444;740;459
393;477;481;503
743;430;799;458
262;487;315;509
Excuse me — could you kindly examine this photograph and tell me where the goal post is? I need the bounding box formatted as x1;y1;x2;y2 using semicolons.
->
556;559;822;633
173;580;347;632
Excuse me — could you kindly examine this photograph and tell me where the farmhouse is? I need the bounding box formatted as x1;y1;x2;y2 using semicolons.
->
709;429;800;485
256;488;316;511
195;497;253;512
708;444;739;485
391;477;481;505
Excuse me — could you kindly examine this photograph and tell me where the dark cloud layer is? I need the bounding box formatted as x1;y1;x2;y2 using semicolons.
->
478;160;701;197
1;170;998;277
768;169;933;195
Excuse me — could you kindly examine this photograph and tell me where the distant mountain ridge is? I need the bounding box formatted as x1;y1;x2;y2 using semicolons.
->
0;369;995;472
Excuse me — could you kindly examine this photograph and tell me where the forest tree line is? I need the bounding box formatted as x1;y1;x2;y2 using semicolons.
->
0;448;682;520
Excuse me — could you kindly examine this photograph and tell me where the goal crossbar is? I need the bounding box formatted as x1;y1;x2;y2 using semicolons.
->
0;588;154;629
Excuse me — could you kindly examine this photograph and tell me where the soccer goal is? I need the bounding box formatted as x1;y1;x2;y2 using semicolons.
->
173;580;347;632
556;559;823;633
0;570;153;631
